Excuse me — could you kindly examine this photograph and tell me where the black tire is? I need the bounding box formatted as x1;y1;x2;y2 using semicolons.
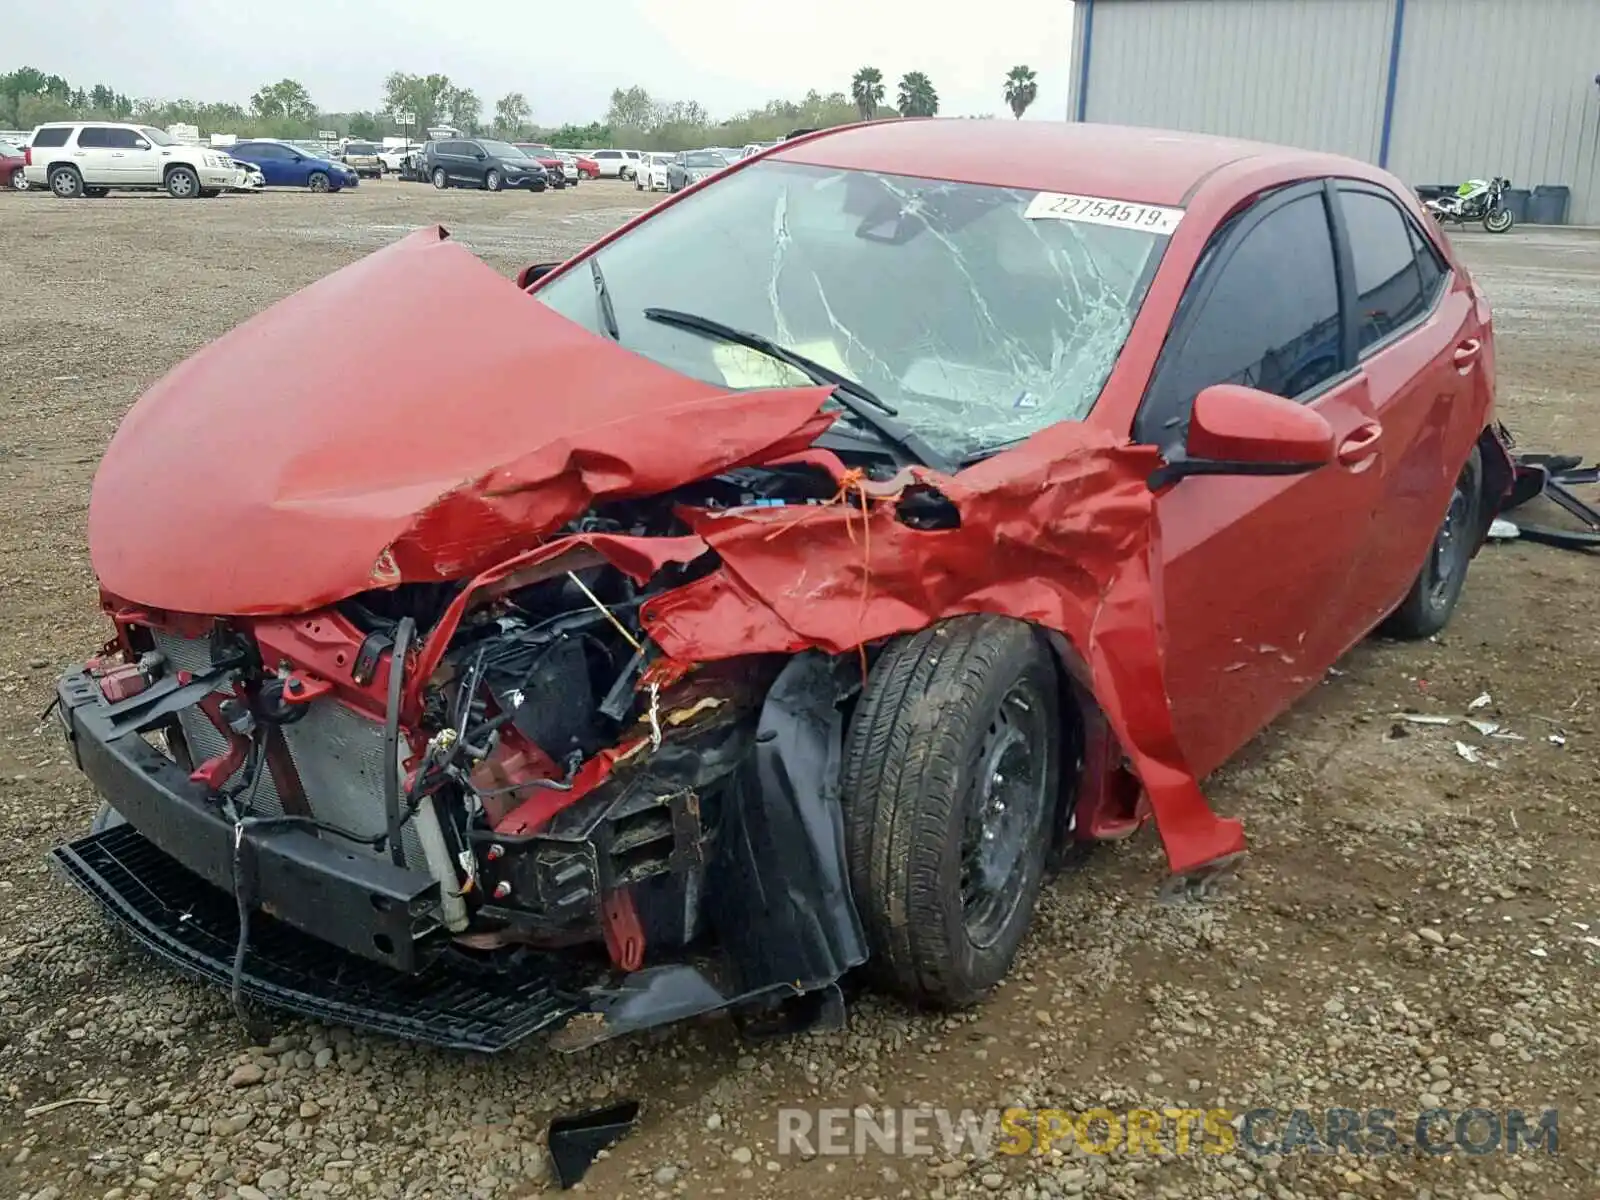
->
84;186;110;197
49;165;83;198
1382;444;1484;639
308;171;330;193
1484;207;1514;234
485;168;502;192
432;167;449;190
8;166;25;191
842;615;1062;1007
90;802;126;834
165;165;200;199
620;167;634;181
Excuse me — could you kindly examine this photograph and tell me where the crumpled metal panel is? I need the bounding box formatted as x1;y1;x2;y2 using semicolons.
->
95;230;1245;877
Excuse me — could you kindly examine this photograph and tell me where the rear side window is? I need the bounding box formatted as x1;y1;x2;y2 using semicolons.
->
1142;191;1342;440
75;126;111;148
1408;220;1447;302
1338;188;1432;352
32;126;72;148
596;150;619;159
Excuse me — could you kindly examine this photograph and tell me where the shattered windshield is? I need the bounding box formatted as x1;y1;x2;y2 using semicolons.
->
535;160;1169;461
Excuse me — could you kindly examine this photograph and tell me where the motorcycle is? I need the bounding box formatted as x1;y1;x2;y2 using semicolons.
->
1423;177;1515;233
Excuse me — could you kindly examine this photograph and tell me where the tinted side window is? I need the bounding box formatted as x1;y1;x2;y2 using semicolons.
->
76;126;111;148
1408;218;1446;300
596;150;619;160
32;126;72;148
1339;189;1429;352
106;128;144;149
1144;192;1342;438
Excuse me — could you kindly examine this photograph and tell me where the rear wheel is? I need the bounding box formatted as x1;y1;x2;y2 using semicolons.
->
842;615;1062;1007
1382;444;1484;639
620;166;634;181
49;165;83;198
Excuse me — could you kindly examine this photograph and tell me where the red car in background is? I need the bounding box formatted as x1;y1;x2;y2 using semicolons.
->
2;139;27;190
513;143;582;187
51;120;1508;1052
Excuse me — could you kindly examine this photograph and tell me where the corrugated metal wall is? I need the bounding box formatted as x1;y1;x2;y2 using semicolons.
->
1388;0;1600;225
1072;0;1396;159
1068;0;1600;225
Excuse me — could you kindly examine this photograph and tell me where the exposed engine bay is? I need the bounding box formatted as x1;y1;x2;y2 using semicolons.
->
59;463;879;1050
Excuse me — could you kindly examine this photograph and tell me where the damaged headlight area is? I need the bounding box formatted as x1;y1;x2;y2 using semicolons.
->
53;464;870;1052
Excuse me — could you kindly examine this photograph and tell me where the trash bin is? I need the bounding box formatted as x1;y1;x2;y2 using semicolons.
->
1528;185;1570;225
1502;188;1531;224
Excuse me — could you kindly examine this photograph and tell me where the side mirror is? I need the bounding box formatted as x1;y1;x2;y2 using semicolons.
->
133;139;149;150
515;261;564;290
292;154;304;162
1151;384;1335;487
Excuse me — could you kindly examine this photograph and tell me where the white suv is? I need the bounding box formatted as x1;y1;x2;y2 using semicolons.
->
23;122;246;199
590;148;642;180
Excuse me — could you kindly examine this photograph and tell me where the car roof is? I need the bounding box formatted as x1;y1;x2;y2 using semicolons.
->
773;119;1369;207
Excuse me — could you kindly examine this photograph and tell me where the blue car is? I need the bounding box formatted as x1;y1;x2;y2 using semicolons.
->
226;140;360;192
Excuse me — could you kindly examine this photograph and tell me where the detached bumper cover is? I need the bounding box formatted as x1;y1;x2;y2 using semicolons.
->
54;668;440;972
52;653;867;1051
56;823;582;1052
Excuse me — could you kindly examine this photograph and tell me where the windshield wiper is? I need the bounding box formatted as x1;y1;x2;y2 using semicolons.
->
642;306;953;473
590;256;620;341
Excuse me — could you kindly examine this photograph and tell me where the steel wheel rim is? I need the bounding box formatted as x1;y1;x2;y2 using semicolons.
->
959;680;1051;948
1428;471;1473;605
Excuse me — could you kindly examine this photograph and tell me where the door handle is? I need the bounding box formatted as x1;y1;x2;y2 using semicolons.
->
111;152;125;158
1337;422;1384;467
1453;339;1482;370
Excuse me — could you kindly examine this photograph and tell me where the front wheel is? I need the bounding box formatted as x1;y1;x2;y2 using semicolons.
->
1382;444;1484;639
165;166;199;198
8;166;25;191
307;171;330;193
485;169;502;191
842;615;1062;1007
432;167;448;189
1484;207;1514;233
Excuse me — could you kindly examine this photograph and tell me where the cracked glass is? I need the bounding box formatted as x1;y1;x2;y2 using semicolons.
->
535;161;1171;462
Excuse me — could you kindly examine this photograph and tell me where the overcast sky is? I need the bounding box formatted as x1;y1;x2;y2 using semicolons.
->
9;0;1078;124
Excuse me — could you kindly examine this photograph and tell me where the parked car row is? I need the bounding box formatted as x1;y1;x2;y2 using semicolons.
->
4;123;782;200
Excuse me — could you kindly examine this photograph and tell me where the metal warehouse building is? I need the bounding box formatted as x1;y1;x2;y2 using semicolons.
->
1066;0;1600;225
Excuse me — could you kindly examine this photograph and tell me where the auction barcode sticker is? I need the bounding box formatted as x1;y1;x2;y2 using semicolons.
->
1024;192;1185;234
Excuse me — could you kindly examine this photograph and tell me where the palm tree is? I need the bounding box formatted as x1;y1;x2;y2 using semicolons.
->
850;67;885;122
1003;66;1038;119
897;71;939;118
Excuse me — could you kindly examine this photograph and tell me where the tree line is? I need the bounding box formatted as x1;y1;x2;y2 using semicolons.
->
1;63;1043;149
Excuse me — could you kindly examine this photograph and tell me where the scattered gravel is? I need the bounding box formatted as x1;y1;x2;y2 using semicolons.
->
1;191;1598;1198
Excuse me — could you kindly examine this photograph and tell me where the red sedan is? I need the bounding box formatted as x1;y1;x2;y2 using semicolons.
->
56;119;1508;1048
1;140;26;191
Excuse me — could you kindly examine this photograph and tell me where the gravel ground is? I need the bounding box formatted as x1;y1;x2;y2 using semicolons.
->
1;182;1598;1200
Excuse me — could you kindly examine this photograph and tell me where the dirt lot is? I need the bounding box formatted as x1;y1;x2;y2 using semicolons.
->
1;181;1598;1200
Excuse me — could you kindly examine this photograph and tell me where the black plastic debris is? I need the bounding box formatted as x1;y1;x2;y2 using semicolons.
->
1498;452;1600;552
548;1100;642;1189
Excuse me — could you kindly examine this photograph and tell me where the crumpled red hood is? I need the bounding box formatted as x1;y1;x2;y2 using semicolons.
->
88;226;834;615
